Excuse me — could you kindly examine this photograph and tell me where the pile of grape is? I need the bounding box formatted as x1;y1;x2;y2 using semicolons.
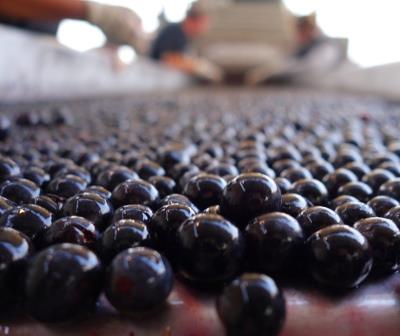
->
0;89;399;336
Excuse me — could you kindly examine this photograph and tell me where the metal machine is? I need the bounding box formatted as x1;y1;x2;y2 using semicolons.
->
197;0;296;75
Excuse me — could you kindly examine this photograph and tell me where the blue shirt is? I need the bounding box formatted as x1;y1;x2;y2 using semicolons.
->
150;23;188;61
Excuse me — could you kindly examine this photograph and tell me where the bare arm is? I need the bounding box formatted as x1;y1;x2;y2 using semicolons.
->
0;0;86;21
162;52;198;73
0;0;148;50
162;52;223;82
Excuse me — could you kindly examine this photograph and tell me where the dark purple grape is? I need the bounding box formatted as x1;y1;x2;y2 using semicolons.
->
63;192;113;231
157;193;198;212
175;214;244;284
111;179;159;208
335;201;375;226
0;196;14;217
47;174;87;198
0;116;11;141
368;196;399;217
158;144;190;170
217;273;286;336
44;216;97;248
0;157;20;182
330;195;359;209
23;167;50;187
105;247;173;312
183;173;226;210
55;166;91;184
148;175;176;198
274;177;292;194
206;163;238;177
96;166;138;191
306;224;372;288
354;217;400;273
306;160;334;181
25;243;102;322
384;206;400;228
112;204;153;225
280;167;312;183
0;227;33;310
0;204;52;244
272;159;300;175
85;185;112;199
290;178;328;206
379;178;400;201
323;168;358;196
148;203;195;254
101;219;150;261
220;173;281;228
337;181;373;203
0;178;40;205
135;159;165;180
245;212;304;274
344;162;370;179
297;206;342;238
281;193;308;217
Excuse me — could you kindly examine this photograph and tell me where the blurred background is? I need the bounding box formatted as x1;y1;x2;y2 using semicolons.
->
57;0;400;68
1;0;400;101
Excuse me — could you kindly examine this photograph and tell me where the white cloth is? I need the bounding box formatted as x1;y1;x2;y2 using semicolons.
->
0;25;191;102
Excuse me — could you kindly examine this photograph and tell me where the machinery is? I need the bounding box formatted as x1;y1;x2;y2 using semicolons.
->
197;0;296;76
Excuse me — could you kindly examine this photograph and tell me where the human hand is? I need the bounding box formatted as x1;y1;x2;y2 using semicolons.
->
195;60;224;83
86;1;145;51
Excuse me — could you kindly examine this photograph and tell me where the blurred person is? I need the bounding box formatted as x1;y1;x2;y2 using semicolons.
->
0;0;145;51
246;13;346;85
150;2;223;82
293;14;341;65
